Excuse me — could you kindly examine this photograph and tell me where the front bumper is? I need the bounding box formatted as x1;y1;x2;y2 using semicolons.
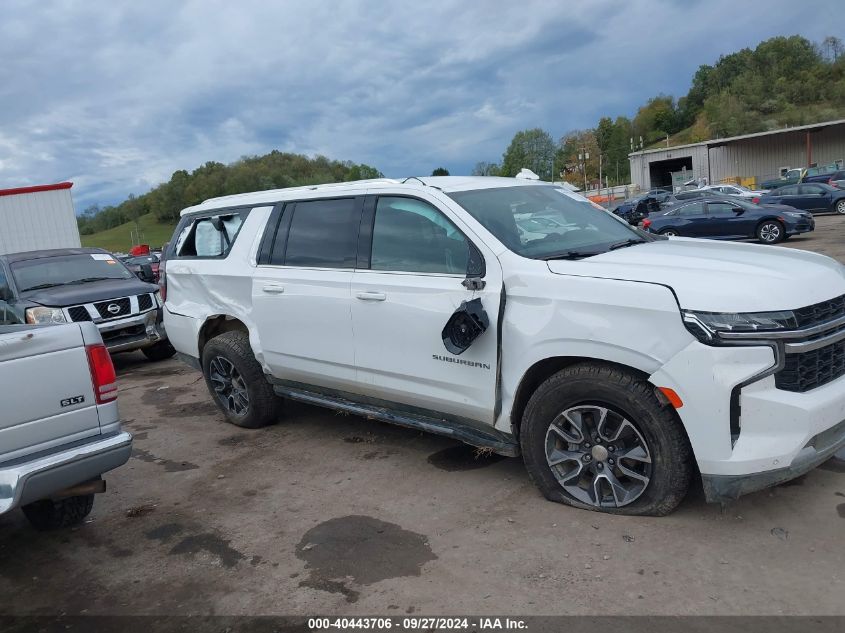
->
650;340;845;500
703;419;845;502
0;431;132;515
97;309;166;353
786;217;815;235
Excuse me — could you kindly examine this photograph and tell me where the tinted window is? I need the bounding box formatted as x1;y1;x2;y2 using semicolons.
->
174;211;246;258
799;184;825;195
371;197;468;274
708;202;739;216
776;186;798;196
283;198;359;268
677;202;705;217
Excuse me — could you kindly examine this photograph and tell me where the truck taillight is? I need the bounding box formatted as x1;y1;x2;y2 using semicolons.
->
158;272;166;302
642;218;652;229
752;197;760;204
86;343;117;404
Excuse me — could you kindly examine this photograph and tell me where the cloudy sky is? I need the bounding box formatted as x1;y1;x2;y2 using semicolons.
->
0;1;831;211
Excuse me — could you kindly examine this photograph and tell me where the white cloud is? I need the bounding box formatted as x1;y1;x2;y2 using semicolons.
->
0;0;831;210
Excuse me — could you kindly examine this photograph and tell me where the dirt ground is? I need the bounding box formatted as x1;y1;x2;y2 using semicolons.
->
0;217;844;617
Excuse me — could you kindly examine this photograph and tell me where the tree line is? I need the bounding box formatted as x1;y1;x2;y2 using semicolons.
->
473;35;845;188
77;152;383;234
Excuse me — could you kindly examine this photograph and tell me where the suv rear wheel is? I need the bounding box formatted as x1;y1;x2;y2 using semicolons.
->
201;331;283;428
520;362;692;516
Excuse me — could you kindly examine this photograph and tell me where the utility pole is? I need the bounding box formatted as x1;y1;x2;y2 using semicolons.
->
578;147;589;192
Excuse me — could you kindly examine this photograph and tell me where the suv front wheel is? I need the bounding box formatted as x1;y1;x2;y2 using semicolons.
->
520;362;692;516
201;331;283;428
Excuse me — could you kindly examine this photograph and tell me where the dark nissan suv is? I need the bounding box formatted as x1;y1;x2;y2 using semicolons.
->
0;247;175;361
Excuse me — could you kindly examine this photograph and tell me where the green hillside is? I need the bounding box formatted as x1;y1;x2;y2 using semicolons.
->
80;213;177;253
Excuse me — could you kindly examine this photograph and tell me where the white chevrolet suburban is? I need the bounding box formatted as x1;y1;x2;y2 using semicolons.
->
162;177;845;515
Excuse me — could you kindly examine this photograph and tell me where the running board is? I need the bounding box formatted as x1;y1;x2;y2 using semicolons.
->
270;382;519;457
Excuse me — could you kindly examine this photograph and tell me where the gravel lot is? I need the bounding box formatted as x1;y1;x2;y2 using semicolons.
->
1;216;843;617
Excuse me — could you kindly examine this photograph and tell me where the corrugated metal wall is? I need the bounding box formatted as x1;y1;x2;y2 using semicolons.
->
0;189;82;255
630;123;845;190
709;126;845;185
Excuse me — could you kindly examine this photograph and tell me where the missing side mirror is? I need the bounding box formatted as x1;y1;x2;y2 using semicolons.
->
442;298;489;355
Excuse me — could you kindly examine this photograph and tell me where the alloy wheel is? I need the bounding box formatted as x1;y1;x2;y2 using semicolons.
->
545;405;652;508
209;356;250;416
759;222;781;243
836;200;845;214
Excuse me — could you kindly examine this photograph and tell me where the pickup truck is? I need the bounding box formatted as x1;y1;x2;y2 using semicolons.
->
0;322;132;529
760;168;804;190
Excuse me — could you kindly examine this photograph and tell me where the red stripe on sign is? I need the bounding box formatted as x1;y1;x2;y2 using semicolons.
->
0;182;73;197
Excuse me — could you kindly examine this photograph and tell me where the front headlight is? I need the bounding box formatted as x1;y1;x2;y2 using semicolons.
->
682;309;797;344
154;290;163;307
25;306;68;324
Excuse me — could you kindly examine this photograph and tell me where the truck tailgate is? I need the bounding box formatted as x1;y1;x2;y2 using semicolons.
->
0;324;101;461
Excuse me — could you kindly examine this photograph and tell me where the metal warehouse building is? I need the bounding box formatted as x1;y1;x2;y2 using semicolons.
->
0;182;81;255
628;119;845;191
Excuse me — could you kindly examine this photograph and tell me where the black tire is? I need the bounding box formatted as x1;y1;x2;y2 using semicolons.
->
659;228;678;237
520;362;693;516
22;494;94;530
756;220;784;244
142;340;176;362
201;330;283;428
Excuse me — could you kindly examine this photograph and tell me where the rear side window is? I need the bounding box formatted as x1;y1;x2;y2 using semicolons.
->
276;198;360;268
678;202;705;216
799;184;824;195
173;210;247;258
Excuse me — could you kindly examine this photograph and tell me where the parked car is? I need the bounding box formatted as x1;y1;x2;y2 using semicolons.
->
756;182;845;214
698;184;768;199
761;168;804;190
799;164;840;183
645;189;673;203
163;176;845;516
643;197;814;243
123;254;161;283
613;194;661;224
799;168;845;189
0;247;175;360
0;321;132;529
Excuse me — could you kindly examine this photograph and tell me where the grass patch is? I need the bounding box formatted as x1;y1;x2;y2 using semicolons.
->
80;213;177;253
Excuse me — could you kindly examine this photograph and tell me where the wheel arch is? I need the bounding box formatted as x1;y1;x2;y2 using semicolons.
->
198;314;250;357
509;356;671;441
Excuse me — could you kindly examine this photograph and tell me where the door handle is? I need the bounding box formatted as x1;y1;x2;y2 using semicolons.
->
355;291;386;301
262;284;285;294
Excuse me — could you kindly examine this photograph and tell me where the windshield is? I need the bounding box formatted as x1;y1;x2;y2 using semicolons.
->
447;185;646;259
11;253;135;292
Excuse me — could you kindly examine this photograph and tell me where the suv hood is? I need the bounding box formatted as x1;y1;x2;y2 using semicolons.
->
22;278;158;308
547;238;845;313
